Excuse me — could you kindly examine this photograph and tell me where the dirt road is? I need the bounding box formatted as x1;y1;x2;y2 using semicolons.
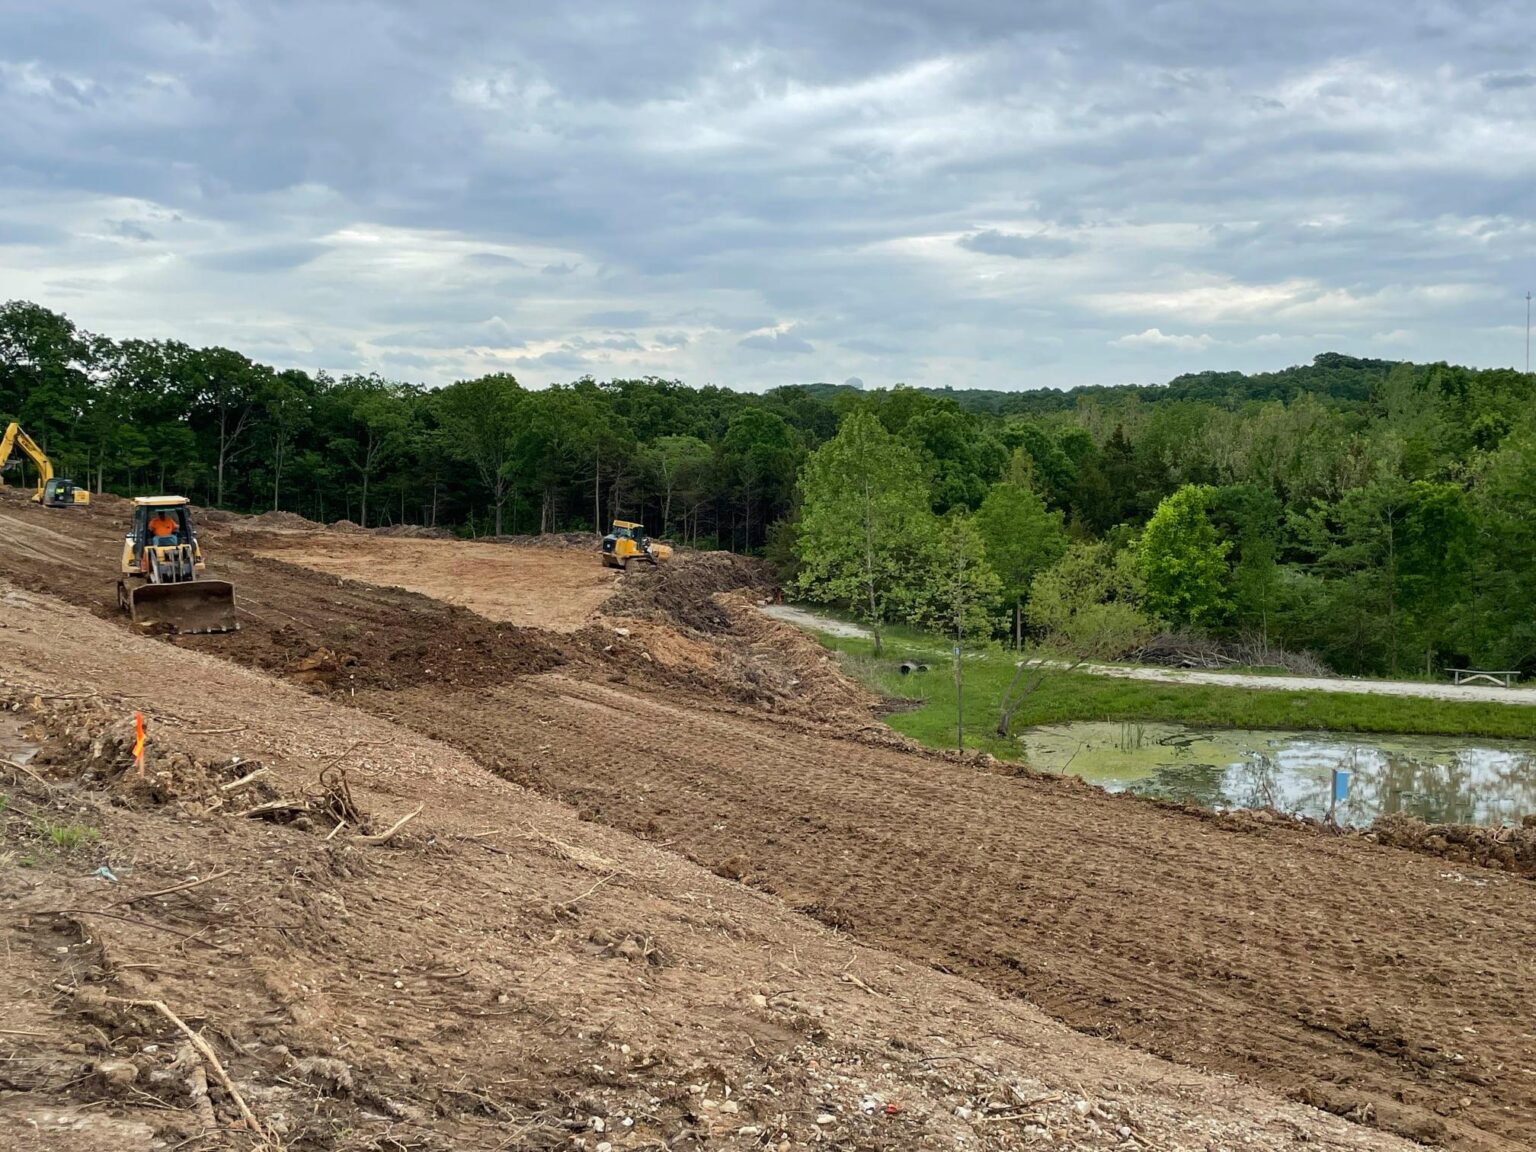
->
3;492;1534;1150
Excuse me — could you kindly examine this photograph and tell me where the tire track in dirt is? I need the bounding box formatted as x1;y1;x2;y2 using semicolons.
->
399;673;1536;1151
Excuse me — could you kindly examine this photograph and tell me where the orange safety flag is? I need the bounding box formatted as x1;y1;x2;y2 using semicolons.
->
132;711;146;770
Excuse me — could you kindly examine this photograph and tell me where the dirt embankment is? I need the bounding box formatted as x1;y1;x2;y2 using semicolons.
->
0;587;1410;1152
4;489;1535;1150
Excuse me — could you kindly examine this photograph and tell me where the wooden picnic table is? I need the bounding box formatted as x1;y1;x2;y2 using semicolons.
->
1449;668;1522;688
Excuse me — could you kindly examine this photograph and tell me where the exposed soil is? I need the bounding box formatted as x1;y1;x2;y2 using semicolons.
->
0;584;1404;1152
242;532;622;631
2;488;1534;1151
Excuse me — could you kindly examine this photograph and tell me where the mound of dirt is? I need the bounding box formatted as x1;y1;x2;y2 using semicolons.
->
604;550;775;633
245;509;322;530
484;531;598;548
329;518;363;533
580;552;875;721
1367;812;1536;875
373;523;454;539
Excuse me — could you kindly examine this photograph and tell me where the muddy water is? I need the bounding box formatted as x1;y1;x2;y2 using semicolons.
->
0;712;39;768
1020;722;1536;826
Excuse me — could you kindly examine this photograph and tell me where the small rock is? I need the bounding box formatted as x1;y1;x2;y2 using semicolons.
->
596;1144;612;1152
816;1113;835;1125
719;1100;739;1114
1072;1099;1091;1117
95;1059;138;1090
614;627;631;638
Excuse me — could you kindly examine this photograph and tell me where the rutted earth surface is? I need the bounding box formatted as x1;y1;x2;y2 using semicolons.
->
1;489;1534;1151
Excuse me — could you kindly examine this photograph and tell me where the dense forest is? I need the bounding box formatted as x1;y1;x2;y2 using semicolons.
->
4;299;1535;677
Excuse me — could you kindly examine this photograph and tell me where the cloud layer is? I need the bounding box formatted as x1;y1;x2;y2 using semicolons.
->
1;1;1533;389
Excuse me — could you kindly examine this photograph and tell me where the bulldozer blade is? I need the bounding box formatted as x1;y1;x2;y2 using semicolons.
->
126;580;240;635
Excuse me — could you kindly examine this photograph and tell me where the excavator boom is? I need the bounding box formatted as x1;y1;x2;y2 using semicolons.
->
0;423;54;486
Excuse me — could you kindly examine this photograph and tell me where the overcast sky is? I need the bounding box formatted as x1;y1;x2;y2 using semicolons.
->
1;1;1532;391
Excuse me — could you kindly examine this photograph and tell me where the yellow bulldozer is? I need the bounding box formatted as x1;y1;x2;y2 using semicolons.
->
600;519;672;569
118;496;239;634
0;422;90;507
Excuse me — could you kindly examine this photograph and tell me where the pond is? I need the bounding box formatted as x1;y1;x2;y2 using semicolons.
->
1019;722;1536;827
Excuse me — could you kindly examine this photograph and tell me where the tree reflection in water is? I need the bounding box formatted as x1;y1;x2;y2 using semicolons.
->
1033;723;1536;826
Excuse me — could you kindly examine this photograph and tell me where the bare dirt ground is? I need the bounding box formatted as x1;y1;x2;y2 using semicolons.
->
2;490;1535;1151
0;559;1409;1151
243;532;620;632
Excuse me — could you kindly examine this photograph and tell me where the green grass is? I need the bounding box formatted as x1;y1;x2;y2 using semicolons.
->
821;631;1536;753
35;818;99;853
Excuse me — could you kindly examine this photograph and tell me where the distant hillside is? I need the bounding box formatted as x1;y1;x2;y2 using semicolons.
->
804;352;1406;414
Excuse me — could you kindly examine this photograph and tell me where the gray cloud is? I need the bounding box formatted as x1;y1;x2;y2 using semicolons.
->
194;242;329;274
958;230;1079;259
739;329;815;355
0;1;1532;389
109;219;155;242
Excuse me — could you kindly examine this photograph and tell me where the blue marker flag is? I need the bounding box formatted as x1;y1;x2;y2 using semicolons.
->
1332;769;1351;805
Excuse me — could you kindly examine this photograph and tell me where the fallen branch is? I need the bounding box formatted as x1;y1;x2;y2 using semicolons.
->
233;799;306;820
183;1051;217;1135
189;726;247;736
4;759;49;788
219;768;269;795
352;803;423;846
87;994;271;1144
109;869;231;909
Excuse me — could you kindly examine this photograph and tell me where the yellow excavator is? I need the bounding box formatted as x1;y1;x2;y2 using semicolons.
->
118;496;239;634
0;422;90;507
600;519;672;569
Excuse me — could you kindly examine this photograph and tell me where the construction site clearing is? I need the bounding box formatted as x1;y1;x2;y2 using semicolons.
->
0;489;1533;1152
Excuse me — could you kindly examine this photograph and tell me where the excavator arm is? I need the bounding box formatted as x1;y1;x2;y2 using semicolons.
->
0;422;56;493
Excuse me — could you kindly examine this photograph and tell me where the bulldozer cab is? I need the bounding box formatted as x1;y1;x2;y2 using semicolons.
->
40;478;87;508
130;501;195;557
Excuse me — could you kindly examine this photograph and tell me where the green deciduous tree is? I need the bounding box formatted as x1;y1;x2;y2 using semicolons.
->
975;451;1069;648
1137;485;1231;630
912;512;1001;749
793;411;933;655
437;373;525;535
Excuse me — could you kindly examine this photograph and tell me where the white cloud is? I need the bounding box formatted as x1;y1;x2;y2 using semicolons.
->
1111;328;1215;351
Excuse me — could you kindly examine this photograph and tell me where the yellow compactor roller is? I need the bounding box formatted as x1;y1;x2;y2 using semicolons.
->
118;496;239;634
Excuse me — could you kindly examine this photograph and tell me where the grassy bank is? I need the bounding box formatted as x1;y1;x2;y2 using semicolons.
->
821;629;1536;752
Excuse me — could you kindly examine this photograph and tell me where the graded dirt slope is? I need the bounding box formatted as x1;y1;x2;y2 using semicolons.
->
0;585;1410;1152
242;531;620;631
3;491;1535;1150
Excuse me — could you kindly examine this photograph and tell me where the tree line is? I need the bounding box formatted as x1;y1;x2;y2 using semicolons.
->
4;299;1535;677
